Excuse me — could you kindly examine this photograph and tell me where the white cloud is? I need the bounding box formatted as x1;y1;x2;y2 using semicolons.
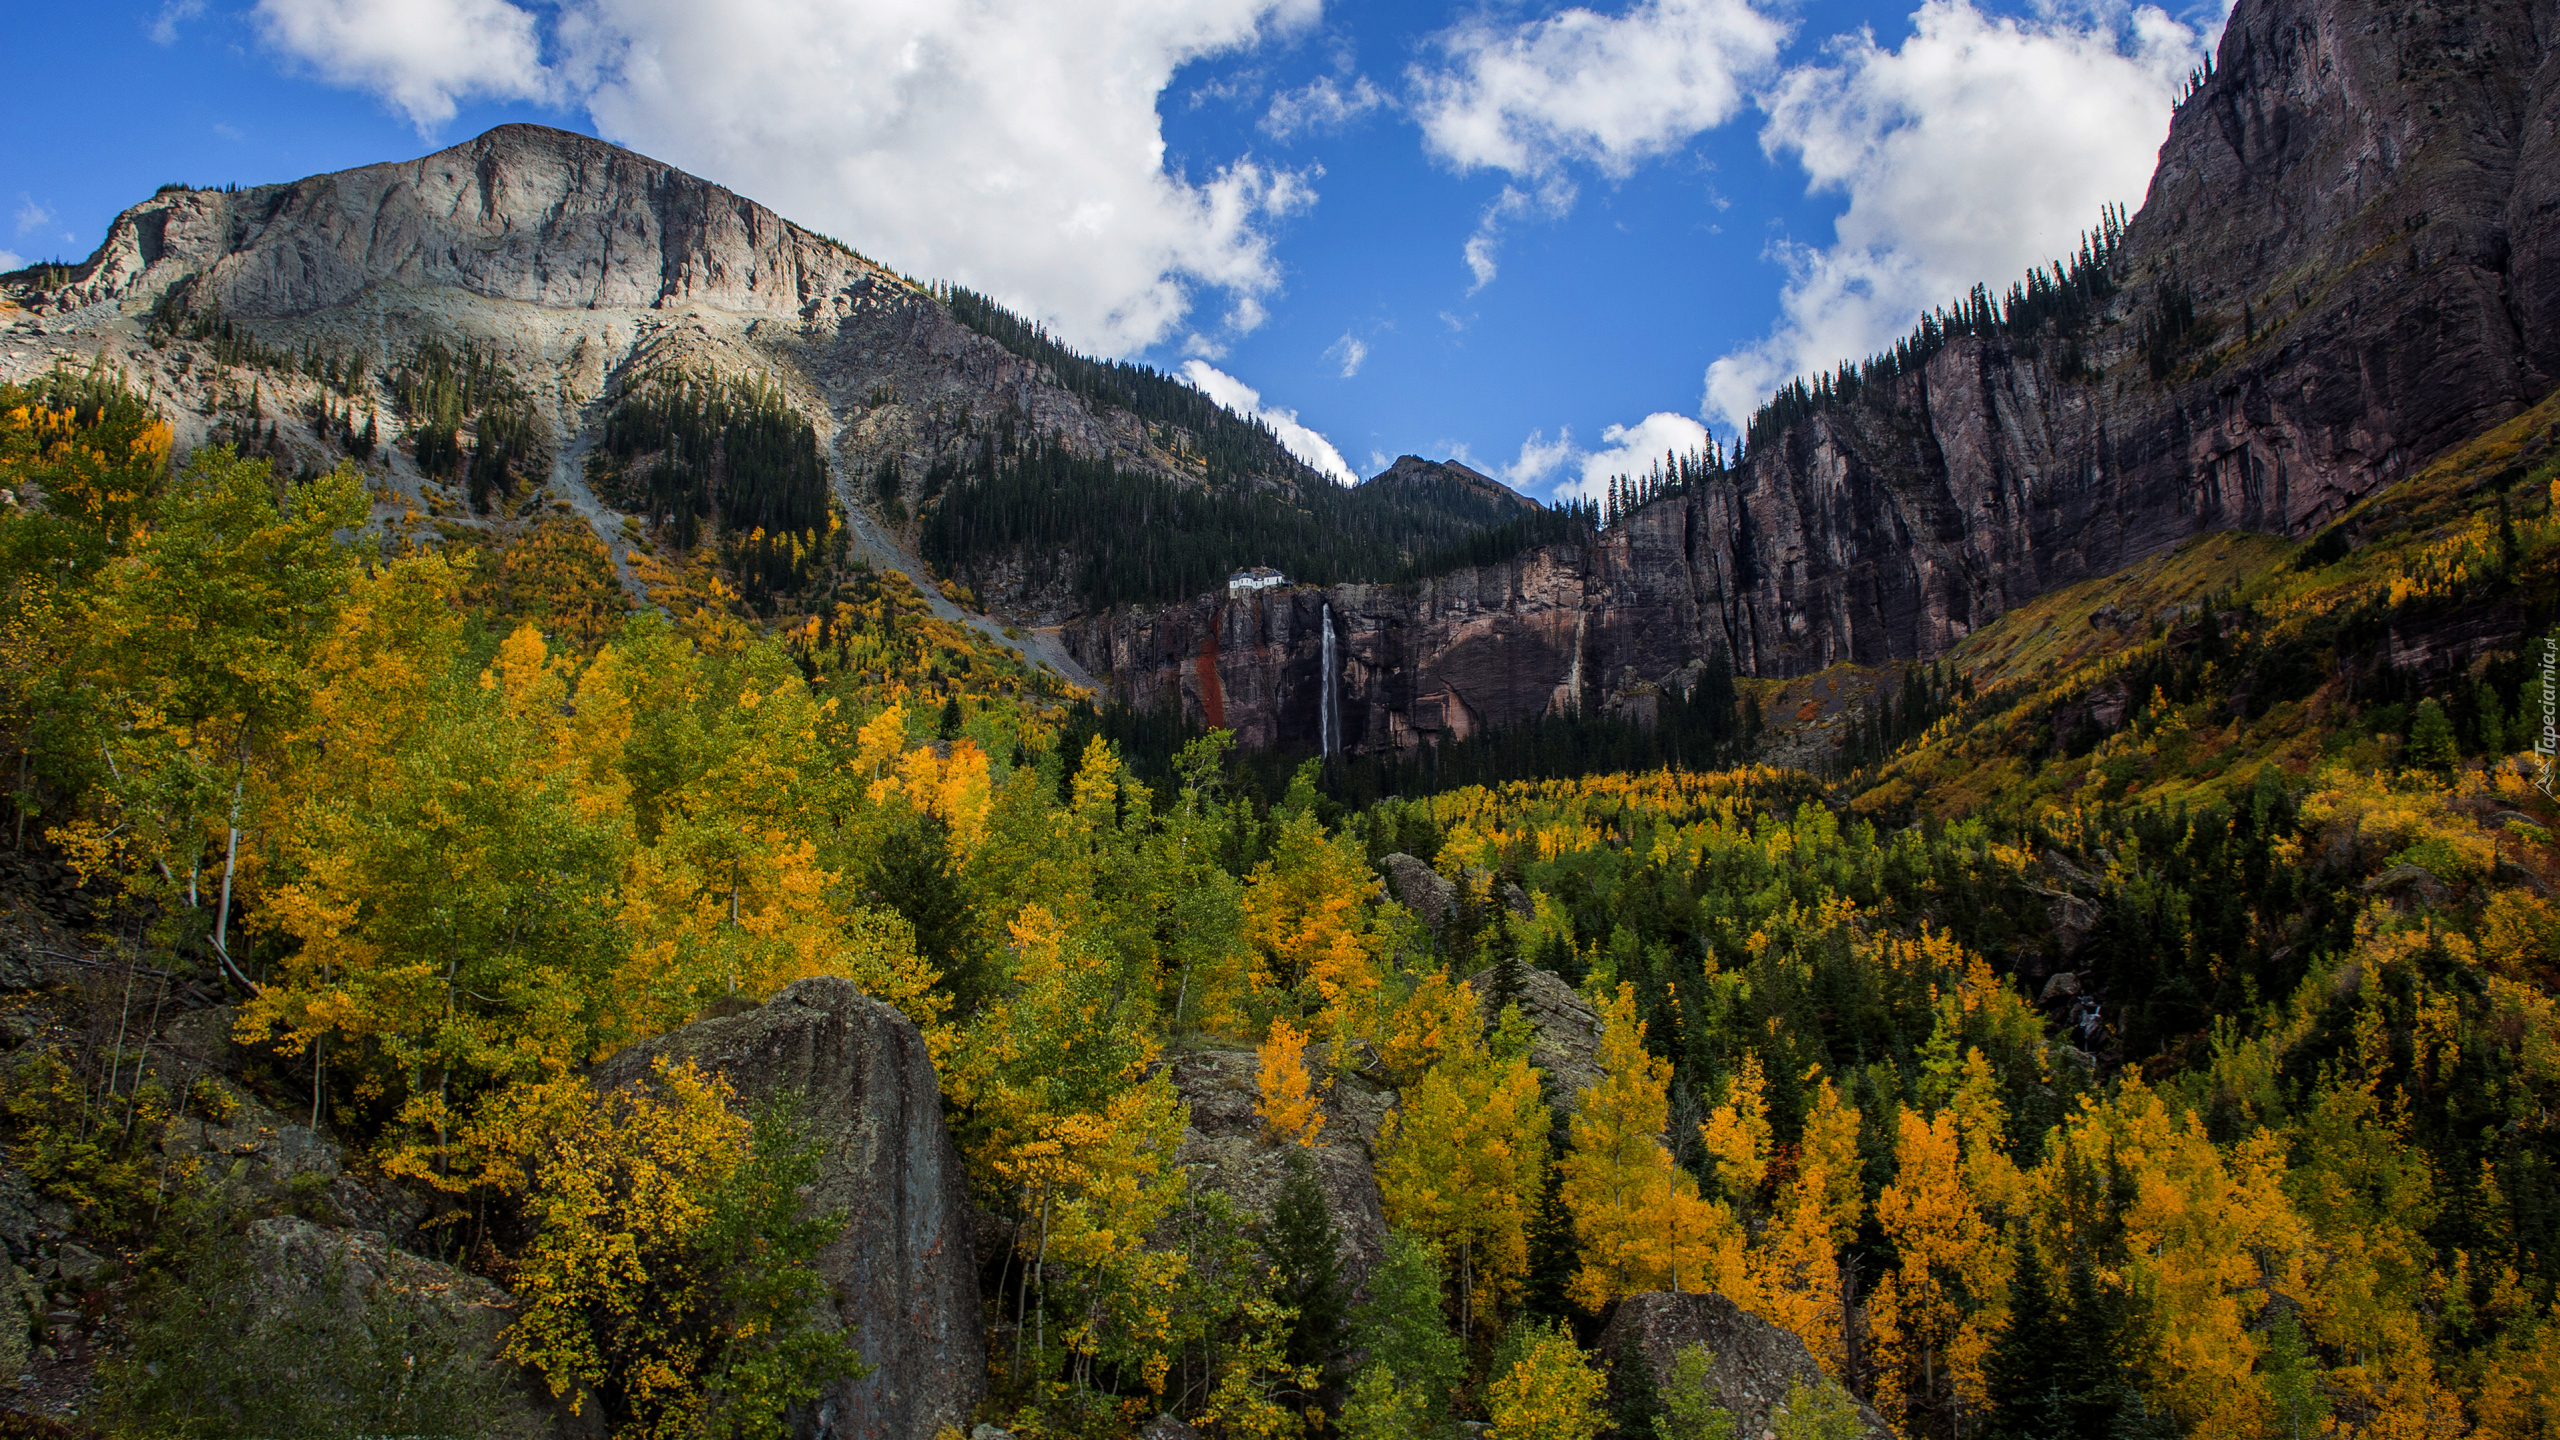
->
253;0;1323;358
1499;428;1579;490
1511;413;1714;502
150;0;207;45
1572;412;1713;499
1461;178;1574;292
1325;333;1369;378
1181;360;1357;485
254;0;550;132
558;0;1323;357
13;199;53;237
0;250;23;273
1703;0;2208;428
1368;449;1391;474
1263;74;1386;139
1410;0;1788;180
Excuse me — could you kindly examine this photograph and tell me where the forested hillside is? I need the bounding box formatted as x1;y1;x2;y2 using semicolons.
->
5;338;2560;1440
927;288;1581;610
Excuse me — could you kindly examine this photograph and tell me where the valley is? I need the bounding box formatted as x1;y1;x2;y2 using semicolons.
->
0;0;2555;1433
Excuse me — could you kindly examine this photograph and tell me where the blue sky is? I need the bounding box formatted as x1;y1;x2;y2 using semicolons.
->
0;0;2221;497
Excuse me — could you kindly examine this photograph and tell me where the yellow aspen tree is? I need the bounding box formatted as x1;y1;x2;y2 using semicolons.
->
1379;968;1481;1087
1257;1019;1324;1147
478;1059;749;1435
1560;983;1748;1309
2056;1077;2308;1433
2473;1303;2560;1437
1701;1050;1772;1206
1752;1070;1863;1374
1951;1047;2026;1217
1867;1105;2002;1433
1194;1295;1322;1439
1376;1005;1549;1339
1484;1323;1607;1440
1241;804;1384;1016
941;905;1192;1388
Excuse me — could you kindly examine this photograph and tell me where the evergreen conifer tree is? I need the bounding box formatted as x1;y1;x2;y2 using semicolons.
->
1984;1231;2060;1439
1264;1148;1347;1383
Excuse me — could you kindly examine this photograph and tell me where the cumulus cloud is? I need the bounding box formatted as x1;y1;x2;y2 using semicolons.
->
1703;0;2208;428
0;250;23;274
1578;412;1714;495
1180;360;1357;485
254;0;550;132
1325;333;1369;378
13;199;53;237
1409;0;1785;288
1473;414;1714;502
1483;429;1575;490
1411;0;1787;180
1263;74;1386;139
252;0;1324;358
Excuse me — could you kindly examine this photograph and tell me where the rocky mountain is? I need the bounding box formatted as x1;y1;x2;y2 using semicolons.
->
1069;0;2560;754
7;0;2549;759
1358;454;1538;520
0;126;1544;659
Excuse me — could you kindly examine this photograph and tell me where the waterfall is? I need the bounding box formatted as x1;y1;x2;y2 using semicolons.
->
1320;602;1340;758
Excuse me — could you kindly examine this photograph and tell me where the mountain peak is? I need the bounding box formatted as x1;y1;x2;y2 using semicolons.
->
1362;453;1538;512
59;123;898;324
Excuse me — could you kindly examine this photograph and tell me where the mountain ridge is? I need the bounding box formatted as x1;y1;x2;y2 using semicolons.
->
1071;0;2560;754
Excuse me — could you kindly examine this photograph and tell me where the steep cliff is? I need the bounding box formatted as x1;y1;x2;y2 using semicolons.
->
1072;0;2560;751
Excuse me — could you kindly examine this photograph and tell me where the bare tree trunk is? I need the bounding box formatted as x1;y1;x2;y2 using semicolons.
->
207;749;253;992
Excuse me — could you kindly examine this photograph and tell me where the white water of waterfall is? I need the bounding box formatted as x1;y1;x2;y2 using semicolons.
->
1320;603;1340;758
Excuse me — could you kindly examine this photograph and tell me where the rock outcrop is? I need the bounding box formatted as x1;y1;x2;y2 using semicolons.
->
1164;1044;1394;1293
593;977;982;1440
1465;965;1603;1113
241;1217;549;1439
1068;0;2560;748
1597;1292;1894;1440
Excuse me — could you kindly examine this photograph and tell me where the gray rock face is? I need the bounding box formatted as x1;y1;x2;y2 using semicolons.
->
1164;1044;1393;1295
243;1216;548;1438
593;977;982;1440
1464;965;1603;1115
1596;1292;1893;1440
1378;853;1454;930
61;125;890;323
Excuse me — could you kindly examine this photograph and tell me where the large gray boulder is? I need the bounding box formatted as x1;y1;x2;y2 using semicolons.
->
1596;1292;1894;1440
594;977;982;1440
1378;853;1454;930
243;1217;549;1438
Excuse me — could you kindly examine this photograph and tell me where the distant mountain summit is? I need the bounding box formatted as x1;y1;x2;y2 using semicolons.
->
1361;455;1537;514
1;125;1533;635
60;123;884;323
1361;456;1536;517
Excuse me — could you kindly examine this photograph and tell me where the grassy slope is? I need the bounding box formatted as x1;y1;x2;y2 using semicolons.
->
1826;387;2560;823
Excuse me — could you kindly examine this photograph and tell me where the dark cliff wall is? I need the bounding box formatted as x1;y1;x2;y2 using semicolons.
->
1075;0;2560;751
